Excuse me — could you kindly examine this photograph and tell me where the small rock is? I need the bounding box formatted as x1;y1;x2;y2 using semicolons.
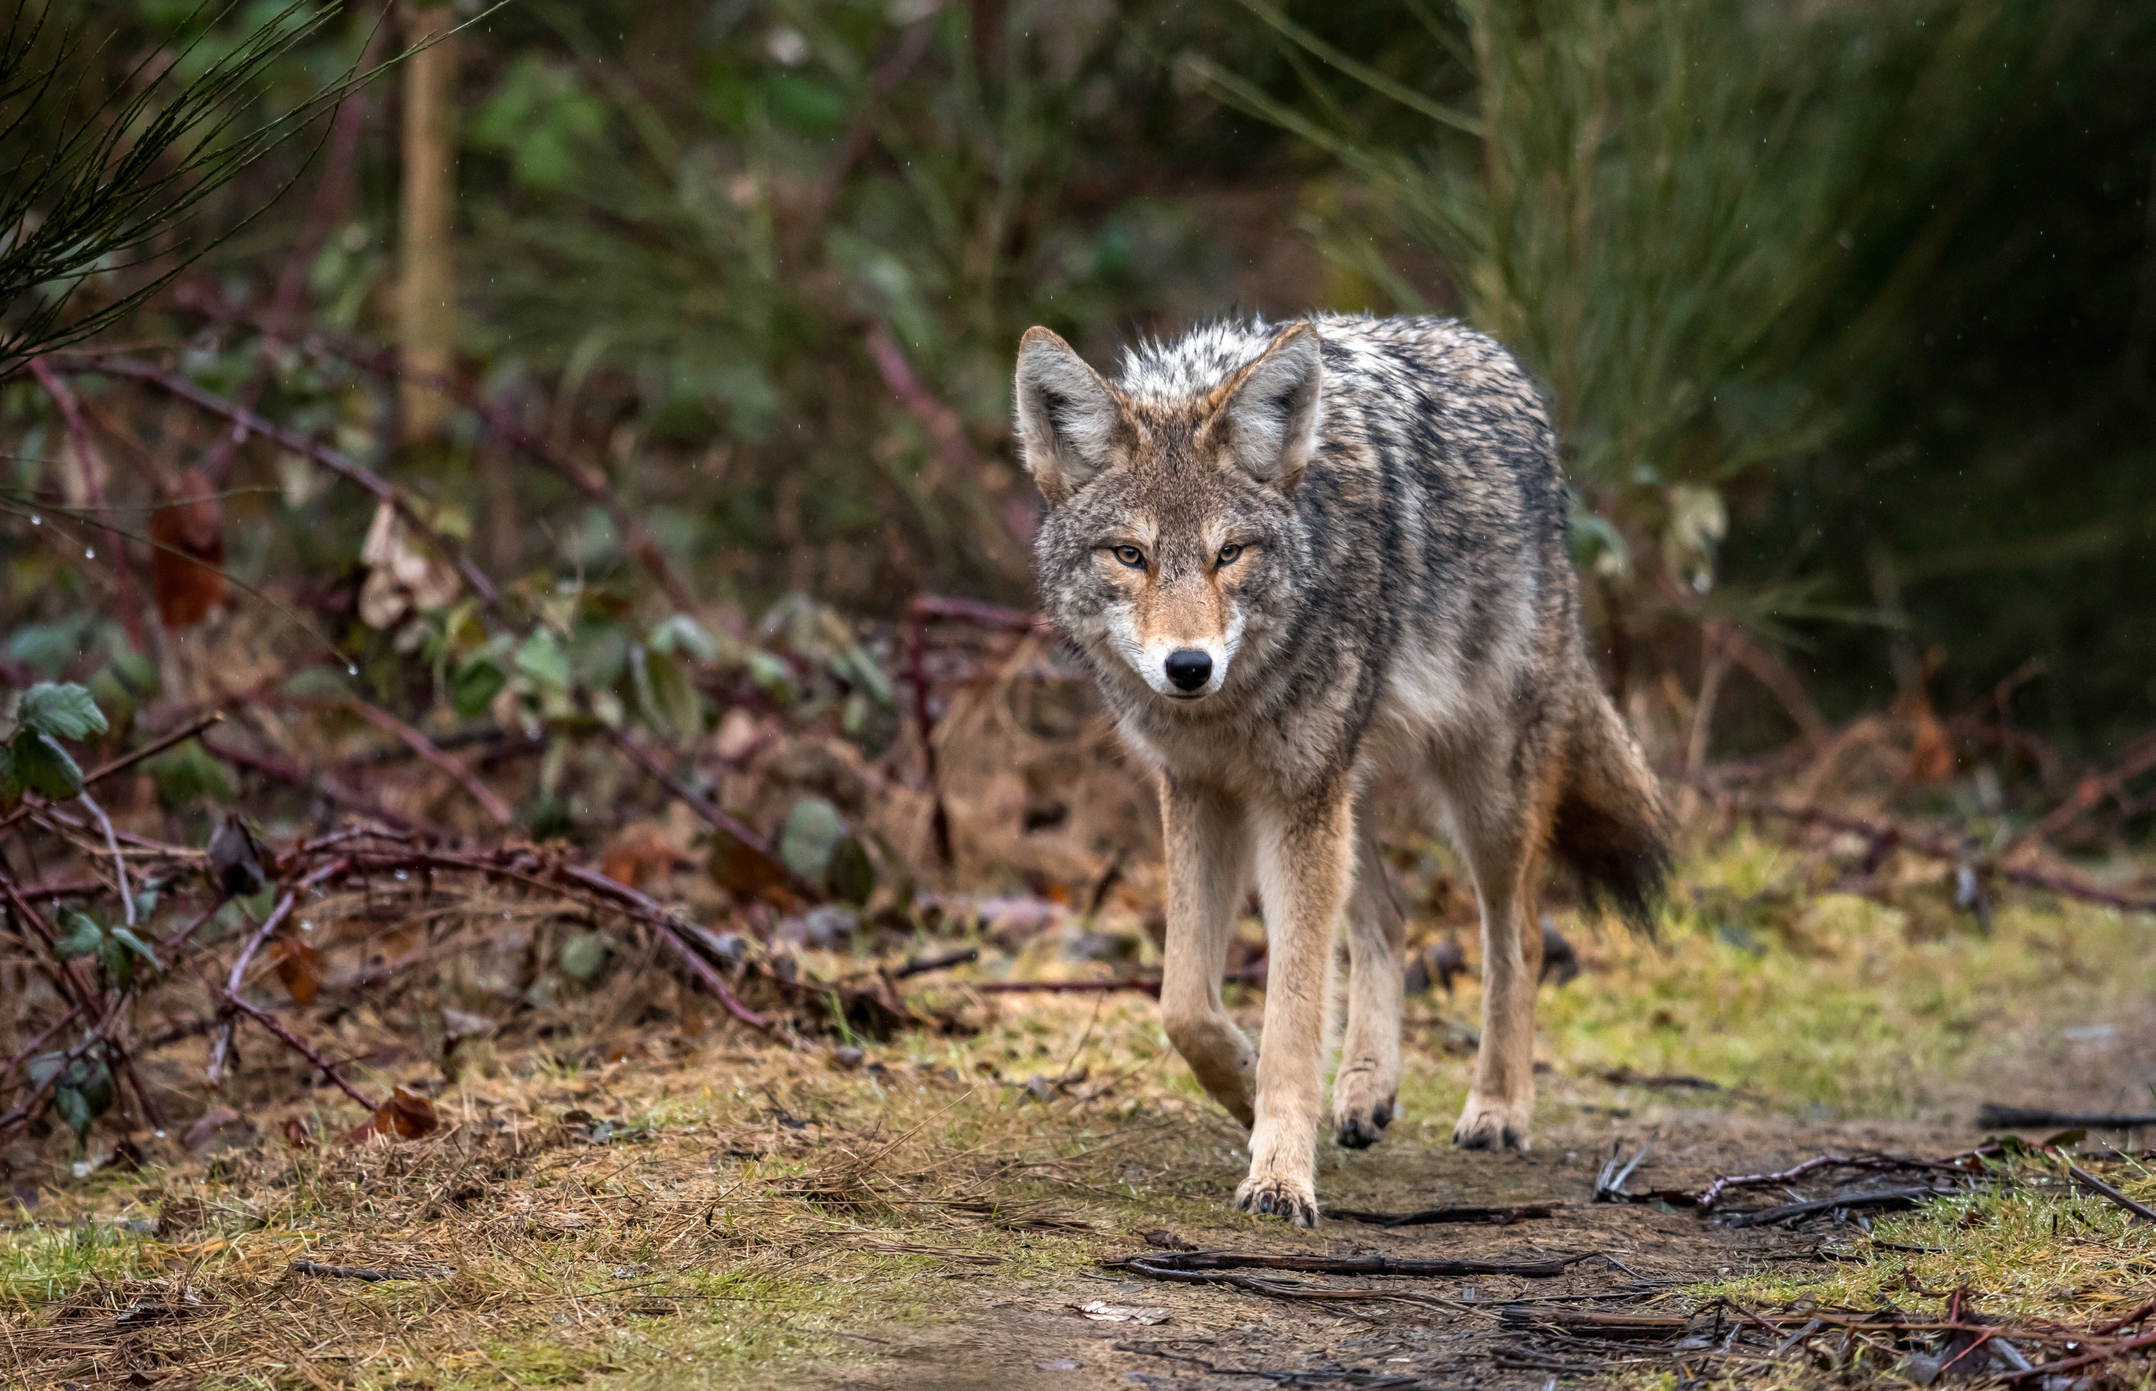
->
833;1046;865;1069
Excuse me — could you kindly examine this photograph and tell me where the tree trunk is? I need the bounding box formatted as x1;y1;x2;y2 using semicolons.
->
397;2;458;442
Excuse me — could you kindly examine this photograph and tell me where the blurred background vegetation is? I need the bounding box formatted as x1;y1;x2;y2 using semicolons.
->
4;0;2154;767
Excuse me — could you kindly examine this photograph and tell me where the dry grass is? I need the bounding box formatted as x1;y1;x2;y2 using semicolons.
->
3;827;2153;1388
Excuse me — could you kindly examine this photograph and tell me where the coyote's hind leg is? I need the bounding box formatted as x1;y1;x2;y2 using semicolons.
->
1450;796;1548;1152
1158;777;1258;1126
1334;821;1405;1148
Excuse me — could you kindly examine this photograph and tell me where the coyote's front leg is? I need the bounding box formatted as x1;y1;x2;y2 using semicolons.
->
1158;778;1258;1125
1237;784;1355;1226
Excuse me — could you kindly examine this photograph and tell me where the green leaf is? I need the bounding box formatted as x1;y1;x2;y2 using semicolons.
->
825;835;876;907
53;1086;93;1141
641;649;704;744
778;797;848;884
52;910;103;960
515;631;571;692
767;73;847;134
0;742;12;807
451;653;508;719
108;925;163;973
559;929;610;982
744;650;797;707
10;730;85;799
98;934;135;990
648;614;720;663
3;617;92;676
146;739;234;809
17;682;109;741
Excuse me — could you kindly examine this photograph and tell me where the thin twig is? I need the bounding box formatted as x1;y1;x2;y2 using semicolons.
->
230;997;377;1111
62;355;501;611
74;791;135;926
336;698;511;824
29;358;145;646
178;296;700;614
289;1260;453;1282
0;711;224;836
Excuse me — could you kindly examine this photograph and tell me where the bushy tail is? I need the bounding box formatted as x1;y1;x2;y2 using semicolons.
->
1549;688;1670;932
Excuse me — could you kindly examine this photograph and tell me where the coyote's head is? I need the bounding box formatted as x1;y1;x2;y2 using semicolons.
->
1012;322;1322;708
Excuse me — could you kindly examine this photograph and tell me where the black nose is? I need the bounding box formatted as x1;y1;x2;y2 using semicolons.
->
1164;649;1213;692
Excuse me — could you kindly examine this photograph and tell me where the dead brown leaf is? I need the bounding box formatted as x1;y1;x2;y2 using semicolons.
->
148;467;225;629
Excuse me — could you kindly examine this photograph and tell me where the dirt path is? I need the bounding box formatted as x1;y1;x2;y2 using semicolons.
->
825;1111;1972;1391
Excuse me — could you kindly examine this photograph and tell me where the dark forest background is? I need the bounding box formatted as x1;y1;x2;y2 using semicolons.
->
5;0;2154;766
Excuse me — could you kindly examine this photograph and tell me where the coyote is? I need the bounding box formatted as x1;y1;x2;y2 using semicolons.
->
1012;314;1668;1225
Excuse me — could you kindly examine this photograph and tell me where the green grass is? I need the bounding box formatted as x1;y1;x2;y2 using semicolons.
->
1530;831;2154;1117
0;1219;161;1307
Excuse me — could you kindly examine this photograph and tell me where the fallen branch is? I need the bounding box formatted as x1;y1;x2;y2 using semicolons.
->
205;736;445;838
1979;1103;2156;1130
2067;1162;2156;1224
1330;1204;1554;1228
1496;1306;1689;1338
1719;1185;1953;1228
891;947;978;979
289;1260;454;1282
1109;1249;1577;1279
600;725;806;898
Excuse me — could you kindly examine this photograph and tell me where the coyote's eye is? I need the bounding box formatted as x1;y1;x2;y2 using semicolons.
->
1216;543;1244;567
1112;545;1146;569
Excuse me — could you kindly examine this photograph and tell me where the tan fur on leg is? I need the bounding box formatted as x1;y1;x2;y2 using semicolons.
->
1333;821;1405;1148
1237;785;1354;1226
1158;777;1258;1126
1452;808;1550;1151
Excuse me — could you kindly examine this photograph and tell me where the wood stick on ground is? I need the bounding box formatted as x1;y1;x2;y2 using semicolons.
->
289;1260;453;1282
600;725;798;888
1111;1249;1578;1279
891;947;978;979
2067;1162;2156;1224
1980;1103;2156;1130
205;736;446;839
1720;1185;1953;1228
1330;1204;1556;1227
1116;1260;1463;1318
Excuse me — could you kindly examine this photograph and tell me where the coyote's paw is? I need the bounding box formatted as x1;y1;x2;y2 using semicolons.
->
1234;1170;1319;1227
1451;1091;1532;1152
1331;1070;1397;1150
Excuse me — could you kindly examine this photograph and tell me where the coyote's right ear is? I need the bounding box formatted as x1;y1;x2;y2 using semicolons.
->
1014;327;1124;505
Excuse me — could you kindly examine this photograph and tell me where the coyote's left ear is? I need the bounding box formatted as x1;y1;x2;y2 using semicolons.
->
1014;327;1127;506
1210;323;1323;490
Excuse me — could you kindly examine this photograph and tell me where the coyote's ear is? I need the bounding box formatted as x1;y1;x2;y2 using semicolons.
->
1211;323;1323;490
1014;327;1124;505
